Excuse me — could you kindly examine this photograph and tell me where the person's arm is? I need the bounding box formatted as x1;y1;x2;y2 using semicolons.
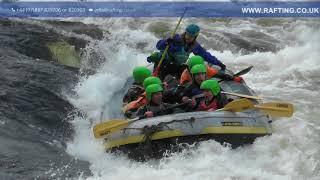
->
194;96;203;110
156;39;167;51
156;34;181;52
216;93;229;108
214;70;243;82
215;70;234;81
192;43;226;70
181;95;203;112
179;83;194;100
163;84;186;104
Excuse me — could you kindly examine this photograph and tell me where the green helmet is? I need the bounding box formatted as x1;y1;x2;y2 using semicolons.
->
200;79;221;96
145;84;163;101
132;66;151;83
191;64;207;75
187;55;204;69
185;24;200;37
143;76;162;89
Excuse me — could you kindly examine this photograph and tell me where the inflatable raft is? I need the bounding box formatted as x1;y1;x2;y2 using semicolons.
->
103;77;273;161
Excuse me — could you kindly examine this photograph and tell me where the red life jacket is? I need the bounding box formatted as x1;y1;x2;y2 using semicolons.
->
197;99;218;111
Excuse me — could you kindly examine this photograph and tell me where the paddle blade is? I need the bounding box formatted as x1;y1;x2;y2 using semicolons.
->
93;119;130;138
255;102;294;117
220;98;255;112
234;66;253;77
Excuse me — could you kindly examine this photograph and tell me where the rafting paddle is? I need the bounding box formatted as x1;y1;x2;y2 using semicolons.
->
217;98;294;117
93;101;191;138
233;65;254;77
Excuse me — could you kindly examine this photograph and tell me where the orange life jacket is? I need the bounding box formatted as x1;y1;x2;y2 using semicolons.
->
122;92;147;113
180;66;218;85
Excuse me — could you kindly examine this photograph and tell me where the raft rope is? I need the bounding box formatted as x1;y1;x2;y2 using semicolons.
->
135;117;196;158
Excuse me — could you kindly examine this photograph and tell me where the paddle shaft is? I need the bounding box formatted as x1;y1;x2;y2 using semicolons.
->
221;91;262;100
254;105;290;112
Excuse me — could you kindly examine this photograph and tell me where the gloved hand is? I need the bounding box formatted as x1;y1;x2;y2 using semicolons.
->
223;74;234;81
181;96;190;104
190;97;197;107
182;96;196;108
147;52;160;63
233;76;243;82
144;111;154;118
219;63;226;71
166;37;174;45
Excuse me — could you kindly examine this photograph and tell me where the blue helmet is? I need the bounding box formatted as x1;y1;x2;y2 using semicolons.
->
185;24;200;37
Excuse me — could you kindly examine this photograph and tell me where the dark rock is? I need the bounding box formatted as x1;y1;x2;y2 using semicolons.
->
0;47;91;179
0;18;105;65
43;20;105;40
222;31;280;53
